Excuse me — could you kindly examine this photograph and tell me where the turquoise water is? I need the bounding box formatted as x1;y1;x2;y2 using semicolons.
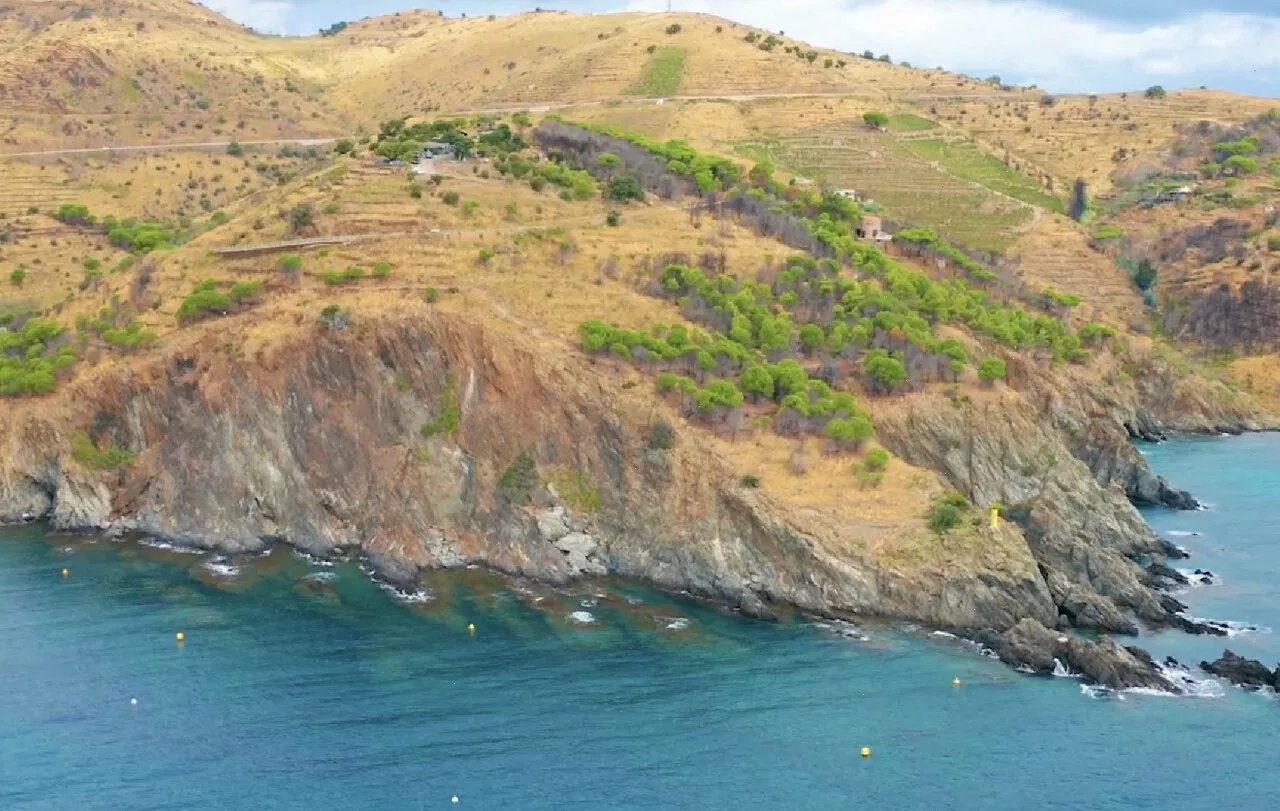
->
2;435;1278;810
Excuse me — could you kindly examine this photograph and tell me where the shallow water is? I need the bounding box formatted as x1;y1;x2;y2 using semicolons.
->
2;434;1278;810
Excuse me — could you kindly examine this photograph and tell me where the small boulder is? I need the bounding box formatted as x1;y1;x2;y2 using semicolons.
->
536;507;570;542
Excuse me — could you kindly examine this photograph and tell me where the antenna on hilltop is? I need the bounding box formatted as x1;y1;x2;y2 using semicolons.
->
667;0;673;11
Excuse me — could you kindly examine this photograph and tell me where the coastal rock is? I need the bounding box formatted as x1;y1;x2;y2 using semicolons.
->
554;532;606;576
1200;650;1279;690
988;618;1178;693
536;506;570;542
1145;561;1189;588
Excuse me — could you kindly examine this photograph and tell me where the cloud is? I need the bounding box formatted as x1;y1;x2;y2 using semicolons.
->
627;0;1280;92
202;0;295;33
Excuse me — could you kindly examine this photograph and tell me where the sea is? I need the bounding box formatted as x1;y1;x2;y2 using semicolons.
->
1;433;1277;810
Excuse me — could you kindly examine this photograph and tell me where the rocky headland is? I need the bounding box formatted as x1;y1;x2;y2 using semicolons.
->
0;310;1274;691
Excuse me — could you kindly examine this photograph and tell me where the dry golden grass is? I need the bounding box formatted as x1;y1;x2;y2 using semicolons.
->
928;89;1279;193
1007;214;1148;328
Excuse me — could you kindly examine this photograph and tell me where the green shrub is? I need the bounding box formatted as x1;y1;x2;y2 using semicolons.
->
226;141;244;156
1267;235;1280;252
740;474;760;488
71;432;135;470
864;447;889;471
647;419;675;450
423;286;440;303
288;203;314;232
665;23;682;34
926;492;968;534
334;138;354;155
229;281;261;300
55;203;93;226
277;253;303;273
605;176;644;202
1224;155;1258;175
372;260;392;278
977;357;1007;383
1090;224;1124;240
419;374;460;437
498;448;538;505
462;200;480;216
176;280;232;320
863;111;889;128
605;210;621;227
441;190;460;205
8;267;26;286
409;181;424;199
82;257;101;273
1144;85;1166;99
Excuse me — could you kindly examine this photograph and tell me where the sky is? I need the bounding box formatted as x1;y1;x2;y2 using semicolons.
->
201;0;1280;96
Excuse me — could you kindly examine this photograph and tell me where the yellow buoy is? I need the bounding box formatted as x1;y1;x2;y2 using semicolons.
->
451;797;459;804
860;746;871;758
61;568;69;577
467;623;475;636
175;632;185;642
953;677;962;686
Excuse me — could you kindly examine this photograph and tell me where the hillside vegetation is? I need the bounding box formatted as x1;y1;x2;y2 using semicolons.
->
0;1;1277;574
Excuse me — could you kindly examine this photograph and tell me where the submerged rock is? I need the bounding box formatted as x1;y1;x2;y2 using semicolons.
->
978;618;1178;693
1200;650;1279;690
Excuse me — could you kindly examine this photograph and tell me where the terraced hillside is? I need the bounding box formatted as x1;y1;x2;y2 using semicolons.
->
927;89;1280;193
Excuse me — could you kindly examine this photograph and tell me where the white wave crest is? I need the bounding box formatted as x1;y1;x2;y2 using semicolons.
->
664;618;690;631
377;582;434;604
1051;658;1080;679
1175;568;1217;587
202;558;240;577
812;619;869;641
1194;618;1271;637
141;538;202;554
1164;530;1200;538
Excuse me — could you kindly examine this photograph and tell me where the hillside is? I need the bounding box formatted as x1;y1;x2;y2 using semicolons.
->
0;2;1277;685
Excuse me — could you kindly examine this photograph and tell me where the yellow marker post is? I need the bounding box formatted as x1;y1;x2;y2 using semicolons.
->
859;746;871;758
175;632;185;642
988;505;1000;530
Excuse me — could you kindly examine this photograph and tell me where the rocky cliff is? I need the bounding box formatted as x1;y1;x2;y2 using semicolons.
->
0;310;1271;690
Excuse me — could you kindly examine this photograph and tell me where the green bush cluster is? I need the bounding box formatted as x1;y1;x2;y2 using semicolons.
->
1039;287;1082;308
0;318;73;395
571;121;741;194
176;280;232;321
100;319;158;349
71;432;136;470
892;227;999;283
531;162;596;199
102;215;184;253
1090;224;1124;240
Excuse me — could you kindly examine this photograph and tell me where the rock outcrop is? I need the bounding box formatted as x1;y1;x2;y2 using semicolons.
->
973;618;1176;692
1201;650;1280;690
